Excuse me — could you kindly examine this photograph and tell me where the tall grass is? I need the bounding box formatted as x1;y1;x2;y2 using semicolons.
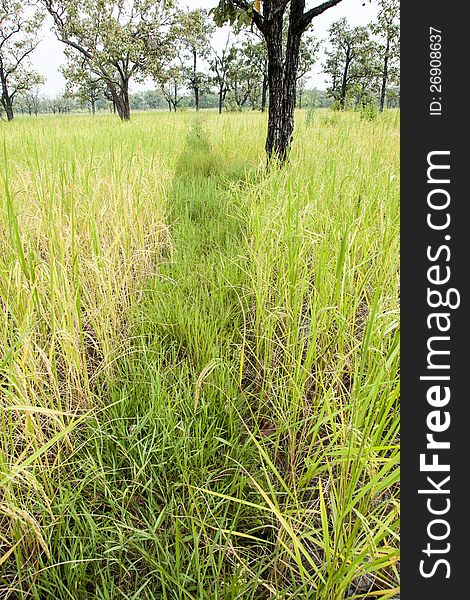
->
1;109;399;599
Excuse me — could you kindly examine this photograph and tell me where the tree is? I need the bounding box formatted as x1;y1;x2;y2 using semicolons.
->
17;86;42;116
226;42;263;110
209;34;237;114
237;31;269;111
61;50;106;115
133;89;167;110
42;0;175;121
296;32;320;108
175;8;214;112
158;64;186;112
351;39;382;108
213;0;345;163
0;0;44;121
48;92;73;114
371;0;399;112
323;18;375;109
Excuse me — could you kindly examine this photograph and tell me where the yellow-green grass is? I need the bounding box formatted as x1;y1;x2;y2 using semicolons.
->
1;109;399;599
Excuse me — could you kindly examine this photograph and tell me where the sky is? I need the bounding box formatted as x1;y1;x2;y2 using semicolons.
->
32;0;378;96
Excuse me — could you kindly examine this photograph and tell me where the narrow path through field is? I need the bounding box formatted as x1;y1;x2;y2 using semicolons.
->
31;126;274;599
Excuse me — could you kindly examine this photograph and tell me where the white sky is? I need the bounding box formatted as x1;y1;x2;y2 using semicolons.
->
32;0;378;95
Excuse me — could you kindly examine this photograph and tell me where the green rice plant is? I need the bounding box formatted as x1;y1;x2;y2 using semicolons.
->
1;109;399;599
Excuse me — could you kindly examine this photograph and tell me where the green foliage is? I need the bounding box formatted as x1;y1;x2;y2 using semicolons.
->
323;5;400;111
209;34;238;111
171;8;215;108
0;0;45;119
175;8;215;59
60;50;107;111
324;17;380;108
42;0;176;118
372;0;400;64
226;43;263;110
372;0;400;108
212;0;258;28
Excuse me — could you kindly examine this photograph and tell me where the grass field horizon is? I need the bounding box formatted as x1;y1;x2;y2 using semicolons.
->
1;109;399;599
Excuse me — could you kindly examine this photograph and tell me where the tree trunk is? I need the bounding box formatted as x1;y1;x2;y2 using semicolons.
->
265;12;285;160
260;0;343;163
193;49;200;111
109;81;130;121
218;87;224;114
91;98;96;115
379;37;390;113
340;54;351;109
1;75;14;121
4;101;14;122
116;91;130;120
265;8;302;163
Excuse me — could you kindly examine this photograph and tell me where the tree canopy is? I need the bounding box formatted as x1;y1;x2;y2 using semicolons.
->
42;0;176;120
0;0;44;121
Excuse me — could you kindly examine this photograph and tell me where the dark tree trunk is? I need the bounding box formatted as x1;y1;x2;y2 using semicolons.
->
339;54;351;109
4;101;14;121
265;11;285;160
116;91;130;120
108;81;130;121
91;98;96;115
1;74;14;121
218;87;224;114
193;49;200;111
379;37;390;113
265;5;302;163
173;82;178;112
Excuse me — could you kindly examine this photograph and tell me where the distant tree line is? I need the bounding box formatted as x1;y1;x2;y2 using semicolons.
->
1;0;399;162
12;85;340;117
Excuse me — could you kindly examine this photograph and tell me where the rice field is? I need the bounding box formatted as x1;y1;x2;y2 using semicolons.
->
1;109;399;599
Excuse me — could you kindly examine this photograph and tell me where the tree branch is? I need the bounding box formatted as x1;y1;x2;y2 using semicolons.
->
234;0;265;33
57;36;93;61
5;43;39;77
297;0;344;32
